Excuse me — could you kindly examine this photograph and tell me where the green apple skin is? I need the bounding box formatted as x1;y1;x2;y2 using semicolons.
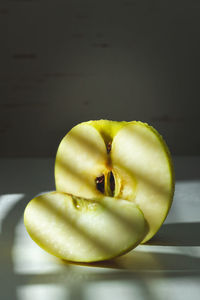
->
55;120;174;243
24;192;148;262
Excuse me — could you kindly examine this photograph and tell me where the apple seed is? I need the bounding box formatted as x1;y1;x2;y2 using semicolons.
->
95;175;105;194
107;141;112;154
109;171;115;196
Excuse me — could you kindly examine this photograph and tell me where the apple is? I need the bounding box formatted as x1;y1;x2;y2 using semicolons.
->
24;120;174;263
24;192;148;262
55;120;174;243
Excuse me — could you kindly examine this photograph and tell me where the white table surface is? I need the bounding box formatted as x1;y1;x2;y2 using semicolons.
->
1;157;200;300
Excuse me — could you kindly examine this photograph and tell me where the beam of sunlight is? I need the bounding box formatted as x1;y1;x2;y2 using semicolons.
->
17;284;69;300
1;174;199;300
84;280;148;300
12;217;65;275
0;194;25;233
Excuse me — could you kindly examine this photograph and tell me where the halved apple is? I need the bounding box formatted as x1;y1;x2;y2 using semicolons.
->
24;192;148;262
55;120;174;243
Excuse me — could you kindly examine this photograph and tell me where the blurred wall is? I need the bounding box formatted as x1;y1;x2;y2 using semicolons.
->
0;0;200;157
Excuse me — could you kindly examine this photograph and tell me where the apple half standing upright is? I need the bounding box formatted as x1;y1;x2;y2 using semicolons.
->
55;120;174;243
24;120;174;263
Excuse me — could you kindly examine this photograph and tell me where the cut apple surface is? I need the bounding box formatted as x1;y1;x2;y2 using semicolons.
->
24;192;148;262
55;120;174;243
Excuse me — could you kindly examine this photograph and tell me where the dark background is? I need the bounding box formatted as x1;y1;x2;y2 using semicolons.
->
1;0;200;157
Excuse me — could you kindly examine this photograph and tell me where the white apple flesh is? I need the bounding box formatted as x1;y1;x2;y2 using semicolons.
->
55;123;108;199
111;122;174;242
24;192;148;262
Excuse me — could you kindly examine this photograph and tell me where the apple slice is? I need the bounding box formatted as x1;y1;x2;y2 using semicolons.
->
24;192;148;262
55;120;174;243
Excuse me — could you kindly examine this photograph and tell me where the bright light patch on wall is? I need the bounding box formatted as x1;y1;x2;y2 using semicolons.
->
0;194;25;233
